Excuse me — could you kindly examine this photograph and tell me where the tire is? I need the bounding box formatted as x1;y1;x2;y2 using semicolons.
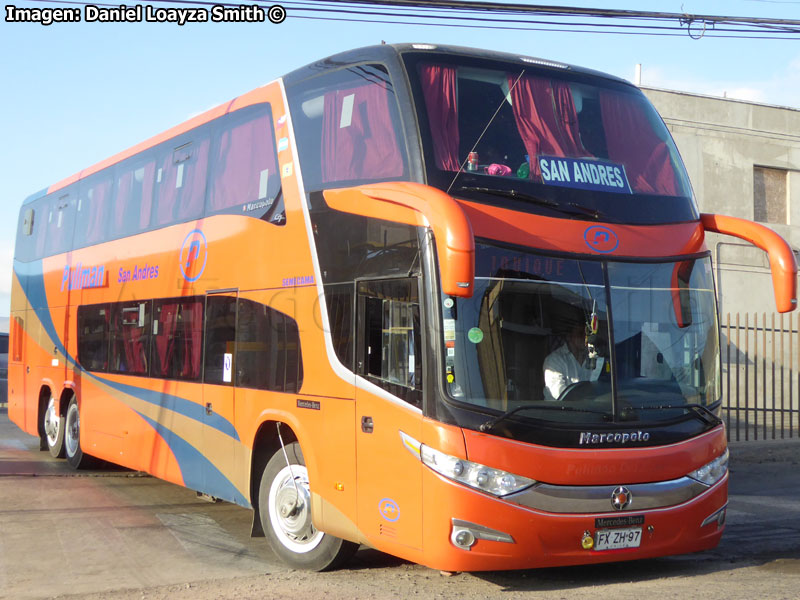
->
64;397;94;469
43;396;65;458
259;442;357;571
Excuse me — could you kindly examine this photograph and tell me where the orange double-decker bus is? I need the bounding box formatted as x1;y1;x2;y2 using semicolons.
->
9;44;797;572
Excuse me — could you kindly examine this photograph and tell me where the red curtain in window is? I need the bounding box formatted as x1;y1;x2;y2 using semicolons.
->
182;301;203;379
598;91;677;195
419;64;459;171
114;172;133;234
321;83;403;183
121;322;147;374
210;115;277;211
509;75;586;175
154;140;209;226
155;303;178;377
139;163;155;230
86;180;111;243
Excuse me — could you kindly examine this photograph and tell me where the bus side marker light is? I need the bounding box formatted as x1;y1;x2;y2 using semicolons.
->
581;531;594;550
335;482;345;491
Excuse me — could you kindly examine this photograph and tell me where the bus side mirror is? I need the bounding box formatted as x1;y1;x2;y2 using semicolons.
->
701;213;798;313
325;183;475;298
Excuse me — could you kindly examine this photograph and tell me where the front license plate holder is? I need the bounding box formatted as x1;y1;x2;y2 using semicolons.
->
594;527;642;550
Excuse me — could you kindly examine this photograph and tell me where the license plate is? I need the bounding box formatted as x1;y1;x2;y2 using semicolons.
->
595;527;642;550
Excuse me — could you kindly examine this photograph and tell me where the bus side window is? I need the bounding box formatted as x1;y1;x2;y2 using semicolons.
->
109;301;151;376
77;304;110;372
152;137;210;228
207;106;282;223
358;278;422;407
234;298;304;392
152;297;203;381
113;160;155;238
76;175;113;248
34;191;75;258
204;295;237;386
288;63;407;192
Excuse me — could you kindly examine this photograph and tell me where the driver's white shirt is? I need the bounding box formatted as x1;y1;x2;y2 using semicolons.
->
542;343;604;401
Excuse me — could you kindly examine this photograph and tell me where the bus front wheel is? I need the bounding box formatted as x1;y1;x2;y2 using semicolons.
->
259;442;357;571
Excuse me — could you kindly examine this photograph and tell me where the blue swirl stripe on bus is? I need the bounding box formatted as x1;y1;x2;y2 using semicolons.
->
12;260;240;441
138;413;249;507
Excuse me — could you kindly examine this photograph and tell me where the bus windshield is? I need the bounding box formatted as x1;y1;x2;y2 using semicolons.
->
404;52;696;224
442;243;720;427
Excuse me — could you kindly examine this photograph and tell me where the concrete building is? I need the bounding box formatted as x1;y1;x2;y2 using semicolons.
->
643;88;800;321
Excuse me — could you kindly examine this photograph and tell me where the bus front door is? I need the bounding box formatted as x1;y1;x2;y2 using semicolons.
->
355;277;423;551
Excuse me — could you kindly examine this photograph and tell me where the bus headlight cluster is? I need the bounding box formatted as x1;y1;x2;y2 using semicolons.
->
687;449;729;486
419;443;535;497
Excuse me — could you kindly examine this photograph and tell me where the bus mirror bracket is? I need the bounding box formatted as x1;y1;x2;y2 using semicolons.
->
324;182;475;298
701;213;798;313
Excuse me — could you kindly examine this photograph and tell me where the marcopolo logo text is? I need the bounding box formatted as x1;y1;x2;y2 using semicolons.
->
579;431;651;445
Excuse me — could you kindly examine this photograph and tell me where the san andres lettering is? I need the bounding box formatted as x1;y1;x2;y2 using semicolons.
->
61;263;105;292
538;156;633;194
118;263;159;284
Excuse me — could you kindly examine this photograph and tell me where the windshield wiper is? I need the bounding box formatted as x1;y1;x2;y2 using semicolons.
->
453;186;606;220
479;404;612;432
625;403;722;427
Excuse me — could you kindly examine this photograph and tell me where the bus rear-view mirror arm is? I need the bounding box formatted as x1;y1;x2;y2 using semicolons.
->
324;183;475;298
701;213;798;313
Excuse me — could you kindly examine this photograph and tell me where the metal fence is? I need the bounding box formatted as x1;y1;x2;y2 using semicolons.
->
722;312;800;441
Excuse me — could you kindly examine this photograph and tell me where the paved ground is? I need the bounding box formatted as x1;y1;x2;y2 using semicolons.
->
1;406;799;599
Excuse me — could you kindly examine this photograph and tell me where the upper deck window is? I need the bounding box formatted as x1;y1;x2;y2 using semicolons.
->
287;64;409;191
404;53;696;224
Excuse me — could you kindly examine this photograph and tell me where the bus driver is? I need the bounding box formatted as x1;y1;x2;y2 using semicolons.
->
543;322;604;401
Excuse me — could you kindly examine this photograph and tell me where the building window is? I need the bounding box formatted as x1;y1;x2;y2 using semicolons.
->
754;166;788;224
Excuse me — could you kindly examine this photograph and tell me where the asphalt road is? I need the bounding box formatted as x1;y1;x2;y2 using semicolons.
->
1;406;799;600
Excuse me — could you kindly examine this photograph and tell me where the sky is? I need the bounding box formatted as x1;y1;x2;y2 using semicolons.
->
2;0;800;319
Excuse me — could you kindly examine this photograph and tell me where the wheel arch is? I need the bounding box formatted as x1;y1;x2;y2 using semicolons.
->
249;418;299;537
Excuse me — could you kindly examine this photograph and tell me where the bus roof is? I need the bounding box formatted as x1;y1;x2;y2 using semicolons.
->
33;79;281;203
32;43;633;203
283;43;632;88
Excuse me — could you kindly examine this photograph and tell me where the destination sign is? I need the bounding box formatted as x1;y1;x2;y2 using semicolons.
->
538;156;632;194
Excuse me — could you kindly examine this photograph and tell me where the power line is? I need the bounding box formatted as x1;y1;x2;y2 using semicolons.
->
27;0;800;39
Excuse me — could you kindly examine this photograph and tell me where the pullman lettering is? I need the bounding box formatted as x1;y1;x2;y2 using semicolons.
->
61;263;105;292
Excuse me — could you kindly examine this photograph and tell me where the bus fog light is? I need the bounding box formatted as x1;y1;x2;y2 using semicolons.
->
452;528;476;550
701;504;728;529
450;519;515;550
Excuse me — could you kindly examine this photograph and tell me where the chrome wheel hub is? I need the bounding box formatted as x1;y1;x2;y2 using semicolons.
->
268;464;324;553
65;403;80;457
44;399;60;446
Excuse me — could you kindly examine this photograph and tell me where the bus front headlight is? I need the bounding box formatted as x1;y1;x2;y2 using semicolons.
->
688;449;729;486
399;431;535;497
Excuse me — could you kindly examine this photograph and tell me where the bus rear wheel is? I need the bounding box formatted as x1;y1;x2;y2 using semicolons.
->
259;442;357;571
44;397;65;458
64;397;94;469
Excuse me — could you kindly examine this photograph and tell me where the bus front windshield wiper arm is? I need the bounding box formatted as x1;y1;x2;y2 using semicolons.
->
626;403;722;427
479;404;611;432
453;186;606;220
